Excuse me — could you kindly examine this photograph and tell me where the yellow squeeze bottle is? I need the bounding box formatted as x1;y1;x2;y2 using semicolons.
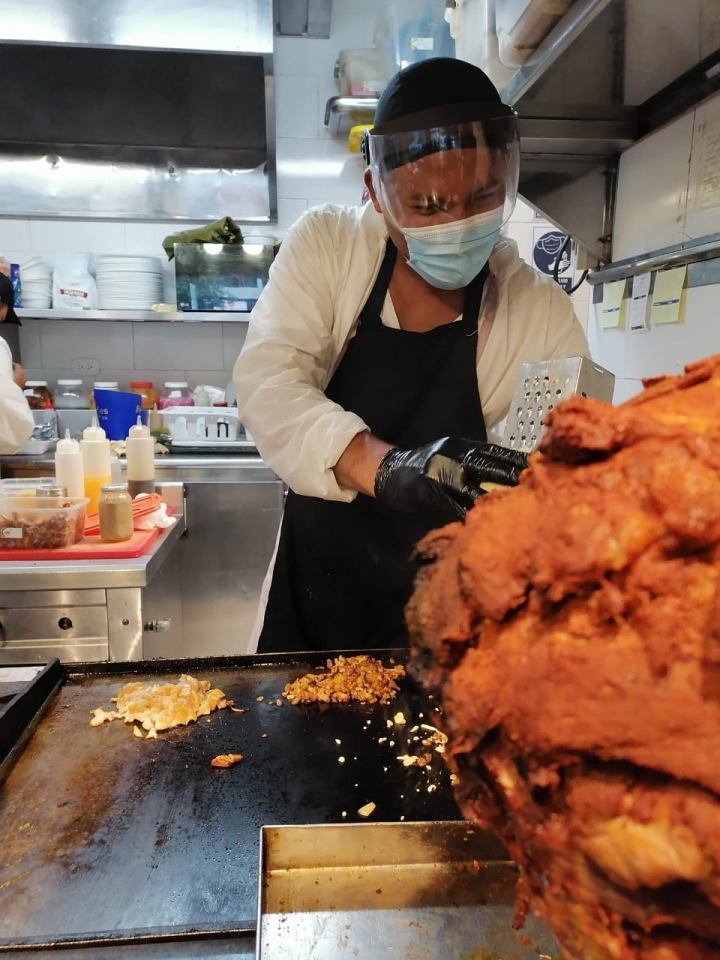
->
80;417;111;513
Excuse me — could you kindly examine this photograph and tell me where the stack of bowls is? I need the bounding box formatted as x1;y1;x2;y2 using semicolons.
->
19;257;52;308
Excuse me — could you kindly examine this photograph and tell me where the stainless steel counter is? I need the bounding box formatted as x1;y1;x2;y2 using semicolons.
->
0;511;186;591
1;455;285;658
1;452;269;475
0;488;187;664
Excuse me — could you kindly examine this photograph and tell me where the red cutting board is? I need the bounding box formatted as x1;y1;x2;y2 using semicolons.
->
0;526;160;561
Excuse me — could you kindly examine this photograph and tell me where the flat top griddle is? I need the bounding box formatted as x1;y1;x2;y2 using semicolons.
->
0;652;462;951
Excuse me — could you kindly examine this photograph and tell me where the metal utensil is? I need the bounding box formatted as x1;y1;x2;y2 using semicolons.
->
503;356;615;452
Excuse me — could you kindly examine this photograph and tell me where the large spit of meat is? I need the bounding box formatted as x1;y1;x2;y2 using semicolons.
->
407;355;720;960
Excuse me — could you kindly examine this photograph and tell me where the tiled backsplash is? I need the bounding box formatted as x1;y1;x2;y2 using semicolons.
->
19;319;246;393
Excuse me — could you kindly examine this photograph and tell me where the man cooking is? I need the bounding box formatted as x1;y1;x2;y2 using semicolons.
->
234;57;589;654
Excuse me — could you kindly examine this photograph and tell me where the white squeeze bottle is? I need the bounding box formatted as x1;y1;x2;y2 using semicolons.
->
81;417;111;513
54;429;85;499
125;416;156;498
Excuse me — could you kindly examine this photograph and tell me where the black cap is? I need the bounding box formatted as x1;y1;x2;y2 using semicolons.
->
0;273;20;326
372;57;513;136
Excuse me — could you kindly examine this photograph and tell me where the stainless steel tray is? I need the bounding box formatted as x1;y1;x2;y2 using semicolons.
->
258;821;558;959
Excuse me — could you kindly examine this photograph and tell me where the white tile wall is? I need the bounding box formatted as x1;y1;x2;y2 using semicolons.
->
587;283;720;399
132;323;224;372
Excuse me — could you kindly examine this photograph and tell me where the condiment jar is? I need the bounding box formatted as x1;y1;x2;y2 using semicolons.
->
24;380;54;410
54;379;89;409
98;484;134;543
158;381;194;410
88;381;119;410
129;380;159;410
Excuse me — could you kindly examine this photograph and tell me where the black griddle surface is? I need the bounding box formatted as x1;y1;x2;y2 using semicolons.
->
0;653;460;948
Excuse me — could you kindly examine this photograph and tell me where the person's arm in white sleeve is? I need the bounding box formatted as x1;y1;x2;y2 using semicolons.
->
233;213;387;501
544;282;591;360
0;339;33;454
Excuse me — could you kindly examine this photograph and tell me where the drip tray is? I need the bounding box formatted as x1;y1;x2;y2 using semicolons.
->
258;821;558;959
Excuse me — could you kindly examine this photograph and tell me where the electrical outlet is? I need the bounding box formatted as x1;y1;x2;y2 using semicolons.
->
72;358;100;375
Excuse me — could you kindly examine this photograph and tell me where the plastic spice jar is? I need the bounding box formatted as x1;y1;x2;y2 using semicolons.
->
54;379;89;409
129;381;159;410
88;381;119;410
98;483;134;543
158;381;194;410
24;380;54;410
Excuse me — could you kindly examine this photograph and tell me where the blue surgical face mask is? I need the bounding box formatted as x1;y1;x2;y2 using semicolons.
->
402;206;504;290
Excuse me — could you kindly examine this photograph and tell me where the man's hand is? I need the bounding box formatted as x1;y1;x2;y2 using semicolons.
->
374;437;528;524
12;362;26;389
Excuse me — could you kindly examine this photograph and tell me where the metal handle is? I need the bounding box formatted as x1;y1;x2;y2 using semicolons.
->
143;619;172;633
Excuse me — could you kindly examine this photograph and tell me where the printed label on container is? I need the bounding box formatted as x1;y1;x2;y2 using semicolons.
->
411;37;434;50
2;526;23;539
59;288;89;299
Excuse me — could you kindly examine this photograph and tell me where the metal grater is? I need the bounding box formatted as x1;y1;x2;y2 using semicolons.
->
502;356;615;453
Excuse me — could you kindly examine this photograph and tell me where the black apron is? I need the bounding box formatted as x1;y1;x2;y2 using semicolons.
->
258;241;487;653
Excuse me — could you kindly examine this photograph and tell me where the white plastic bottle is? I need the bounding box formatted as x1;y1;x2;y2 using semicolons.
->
125;416;156;498
81;417;111;513
54;429;85;499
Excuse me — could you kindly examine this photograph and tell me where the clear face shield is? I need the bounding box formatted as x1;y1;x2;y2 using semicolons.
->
367;115;520;289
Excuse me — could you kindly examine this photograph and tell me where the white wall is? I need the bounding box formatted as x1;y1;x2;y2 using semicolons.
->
591;84;720;403
588;282;720;403
1;0;589;389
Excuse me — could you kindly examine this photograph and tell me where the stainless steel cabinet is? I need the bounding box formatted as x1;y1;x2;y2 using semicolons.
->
154;458;284;657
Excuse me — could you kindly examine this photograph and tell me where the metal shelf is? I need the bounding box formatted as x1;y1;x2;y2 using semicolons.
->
16;309;250;323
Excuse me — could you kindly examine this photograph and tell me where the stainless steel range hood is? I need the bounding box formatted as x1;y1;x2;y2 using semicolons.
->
490;0;720;264
0;0;277;221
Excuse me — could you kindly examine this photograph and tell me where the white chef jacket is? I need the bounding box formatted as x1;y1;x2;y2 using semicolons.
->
0;338;33;455
233;201;589;501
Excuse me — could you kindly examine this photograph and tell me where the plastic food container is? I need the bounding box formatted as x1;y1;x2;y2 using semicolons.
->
129;381;159;410
24;381;54;410
0;495;89;549
88;382;119;410
0;477;67;497
160;405;240;443
335;48;388;95
54;379;89;409
159;382;194;410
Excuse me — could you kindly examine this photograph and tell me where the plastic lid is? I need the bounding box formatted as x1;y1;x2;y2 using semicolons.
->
164;381;189;388
129;415;151;439
25;380;48;387
94;381;119;388
82;416;107;441
100;483;129;493
130;381;153;388
56;428;80;452
57;379;83;386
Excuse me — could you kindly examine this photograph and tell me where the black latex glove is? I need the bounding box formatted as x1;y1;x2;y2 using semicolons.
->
374;437;528;524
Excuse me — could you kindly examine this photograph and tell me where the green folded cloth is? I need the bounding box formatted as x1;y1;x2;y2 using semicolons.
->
162;217;244;260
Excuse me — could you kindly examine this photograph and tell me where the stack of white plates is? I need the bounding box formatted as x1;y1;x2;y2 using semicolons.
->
19;256;52;308
96;255;165;310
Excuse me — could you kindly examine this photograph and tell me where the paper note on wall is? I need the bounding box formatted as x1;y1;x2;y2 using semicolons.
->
628;272;652;334
601;279;627;328
651;266;686;324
